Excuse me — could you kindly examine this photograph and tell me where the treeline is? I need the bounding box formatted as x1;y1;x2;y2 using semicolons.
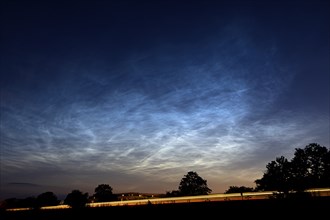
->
1;143;329;210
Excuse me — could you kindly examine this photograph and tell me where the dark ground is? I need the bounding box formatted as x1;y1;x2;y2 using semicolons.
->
2;197;329;219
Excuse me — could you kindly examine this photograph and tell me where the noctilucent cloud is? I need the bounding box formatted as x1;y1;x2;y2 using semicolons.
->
1;0;329;200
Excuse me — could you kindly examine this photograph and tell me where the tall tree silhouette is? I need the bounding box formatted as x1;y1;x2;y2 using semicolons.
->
255;143;330;194
178;171;212;196
291;143;330;190
255;156;292;193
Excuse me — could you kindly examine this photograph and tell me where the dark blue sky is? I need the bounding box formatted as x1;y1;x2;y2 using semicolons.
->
1;0;329;200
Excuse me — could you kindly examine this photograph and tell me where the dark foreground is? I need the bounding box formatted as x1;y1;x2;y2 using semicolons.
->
2;197;329;219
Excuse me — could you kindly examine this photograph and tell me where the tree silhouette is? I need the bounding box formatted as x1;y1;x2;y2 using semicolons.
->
35;191;59;208
225;186;255;194
93;184;117;202
255;143;330;194
64;190;89;209
2;197;37;209
255;156;292;193
291;143;330;190
224;186;255;200
165;190;181;197
178;171;212;196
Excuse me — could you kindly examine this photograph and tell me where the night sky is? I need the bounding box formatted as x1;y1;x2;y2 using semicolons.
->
1;0;329;200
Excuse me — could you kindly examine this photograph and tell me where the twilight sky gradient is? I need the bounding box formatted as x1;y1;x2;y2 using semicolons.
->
1;0;329;200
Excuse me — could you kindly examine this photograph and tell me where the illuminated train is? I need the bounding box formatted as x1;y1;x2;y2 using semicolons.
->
6;188;330;211
87;188;330;208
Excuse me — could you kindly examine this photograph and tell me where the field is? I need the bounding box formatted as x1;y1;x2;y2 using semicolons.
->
2;196;329;219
